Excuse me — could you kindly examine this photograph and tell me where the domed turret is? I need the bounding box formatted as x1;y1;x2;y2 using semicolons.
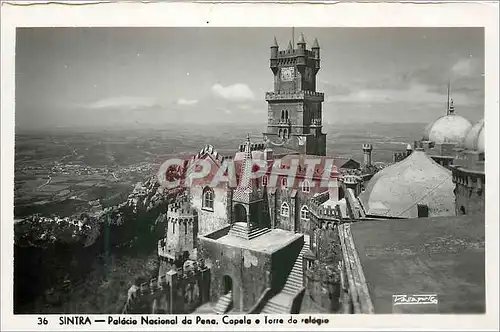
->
422;99;472;144
462;119;485;153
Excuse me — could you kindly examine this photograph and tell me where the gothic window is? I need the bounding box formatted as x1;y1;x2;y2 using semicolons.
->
281;110;285;120
262;175;268;186
285;110;289;120
202;186;214;210
284;128;288;138
300;205;310;221
173;222;175;234
281;177;288;188
302;180;311;193
278;129;283;139
281;202;290;217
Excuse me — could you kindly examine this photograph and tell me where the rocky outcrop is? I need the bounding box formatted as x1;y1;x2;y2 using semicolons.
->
14;174;185;313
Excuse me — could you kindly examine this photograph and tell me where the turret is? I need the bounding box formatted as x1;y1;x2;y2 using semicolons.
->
362;143;373;168
312;38;320;71
270;37;279;74
296;33;306;67
297;33;306;51
406;143;413;156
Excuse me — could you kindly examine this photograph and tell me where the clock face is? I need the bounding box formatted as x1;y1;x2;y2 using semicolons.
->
281;67;295;82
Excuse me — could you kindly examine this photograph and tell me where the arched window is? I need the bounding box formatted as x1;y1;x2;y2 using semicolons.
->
202;186;214;210
302;180;311;193
278;129;283;139
283;128;288;138
281;177;288;188
300;206;309;221
281;110;285;120
285;110;289;120
281;202;289;217
262;175;268;186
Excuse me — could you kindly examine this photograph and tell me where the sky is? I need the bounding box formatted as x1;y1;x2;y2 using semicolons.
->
15;27;484;130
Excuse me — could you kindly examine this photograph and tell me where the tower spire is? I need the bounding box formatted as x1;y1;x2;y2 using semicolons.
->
292;27;295;46
446;80;451;115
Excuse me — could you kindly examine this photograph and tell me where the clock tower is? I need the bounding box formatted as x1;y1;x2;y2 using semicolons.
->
263;34;326;156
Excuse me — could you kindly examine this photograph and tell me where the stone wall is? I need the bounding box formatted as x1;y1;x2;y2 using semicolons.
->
122;262;210;314
198;238;272;312
190;186;230;236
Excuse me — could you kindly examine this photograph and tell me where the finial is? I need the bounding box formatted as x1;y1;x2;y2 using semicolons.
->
449;99;455;114
297;33;306;45
246;133;251;142
272;36;278;48
287;40;293;51
312;37;320;49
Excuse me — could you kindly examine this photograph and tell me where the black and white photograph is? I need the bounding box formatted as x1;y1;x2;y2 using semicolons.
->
1;2;498;331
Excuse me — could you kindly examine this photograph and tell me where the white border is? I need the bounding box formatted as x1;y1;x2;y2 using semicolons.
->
1;2;499;331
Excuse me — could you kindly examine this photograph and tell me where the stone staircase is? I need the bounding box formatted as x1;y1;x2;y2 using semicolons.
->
282;242;309;295
228;222;271;240
214;291;233;314
260;242;310;314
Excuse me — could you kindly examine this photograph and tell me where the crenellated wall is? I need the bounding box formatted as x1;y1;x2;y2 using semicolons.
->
121;260;210;315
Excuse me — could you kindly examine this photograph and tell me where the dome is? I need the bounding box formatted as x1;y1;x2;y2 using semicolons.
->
358;150;454;218
423;114;472;144
462;119;485;153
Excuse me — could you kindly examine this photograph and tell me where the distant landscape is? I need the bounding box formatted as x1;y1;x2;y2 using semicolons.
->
14;121;425;218
13;121;425;314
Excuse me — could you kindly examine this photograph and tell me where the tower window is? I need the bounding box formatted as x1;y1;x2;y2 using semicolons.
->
262;175;268;186
300;205;310;221
281;202;290;217
285;110;289;120
302;180;311;193
281;177;288;188
283;128;288;139
202;186;214;210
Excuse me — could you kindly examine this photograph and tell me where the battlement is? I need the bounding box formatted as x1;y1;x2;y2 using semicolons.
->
310;118;322;126
239;142;266;152
310;200;343;222
393;152;408;163
362;143;373;151
167;194;197;219
275;49;317;58
265;91;324;102
121;259;209;314
192;144;225;166
309;193;343;222
167;203;196;215
342;175;362;185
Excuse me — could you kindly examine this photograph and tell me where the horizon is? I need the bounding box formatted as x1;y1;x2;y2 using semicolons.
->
15;27;485;131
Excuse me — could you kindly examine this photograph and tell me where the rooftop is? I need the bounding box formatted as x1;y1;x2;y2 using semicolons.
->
358;150;454;218
348;214;485;314
204;226;303;254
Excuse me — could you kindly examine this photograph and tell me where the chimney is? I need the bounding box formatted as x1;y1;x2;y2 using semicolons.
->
362;143;373;168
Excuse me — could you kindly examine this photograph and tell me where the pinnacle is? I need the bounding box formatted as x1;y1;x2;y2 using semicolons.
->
272;36;278;47
312;37;320;48
287;40;293;50
297;33;306;44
